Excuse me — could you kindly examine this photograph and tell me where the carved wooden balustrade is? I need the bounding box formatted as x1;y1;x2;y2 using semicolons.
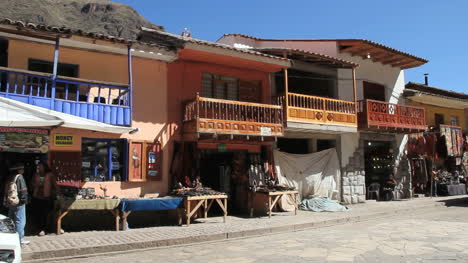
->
183;95;284;137
357;99;426;132
274;92;357;126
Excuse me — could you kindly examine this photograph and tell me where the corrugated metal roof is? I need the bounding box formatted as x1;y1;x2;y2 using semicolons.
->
221;33;428;64
405;82;468;101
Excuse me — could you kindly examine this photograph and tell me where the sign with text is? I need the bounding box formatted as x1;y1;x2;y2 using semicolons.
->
260;127;272;136
54;134;74;146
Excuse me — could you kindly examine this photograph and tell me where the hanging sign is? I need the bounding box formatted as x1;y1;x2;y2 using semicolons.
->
0;127;49;153
54;134;74;147
260;127;272;136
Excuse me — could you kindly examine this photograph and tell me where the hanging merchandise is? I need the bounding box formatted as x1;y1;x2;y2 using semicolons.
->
440;125;463;157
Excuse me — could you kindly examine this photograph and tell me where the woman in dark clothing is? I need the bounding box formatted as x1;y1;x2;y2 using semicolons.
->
31;162;56;236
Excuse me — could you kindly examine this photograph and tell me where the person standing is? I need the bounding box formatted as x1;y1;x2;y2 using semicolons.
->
3;163;29;245
32;162;55;236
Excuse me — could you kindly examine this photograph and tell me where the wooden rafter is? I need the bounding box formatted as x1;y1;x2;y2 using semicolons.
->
400;61;424;69
353;46;379;56
390;58;414;67
371;52;393;61
381;56;406;65
350;45;375;56
339;44;362;53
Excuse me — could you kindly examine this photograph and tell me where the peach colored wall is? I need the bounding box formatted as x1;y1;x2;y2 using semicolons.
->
8;40;128;83
167;59;272;141
8;39;171;197
257;40;338;57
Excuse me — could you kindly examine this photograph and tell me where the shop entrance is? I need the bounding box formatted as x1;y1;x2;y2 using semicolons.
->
0;152;46;187
364;140;393;198
0;152;46;219
199;149;261;214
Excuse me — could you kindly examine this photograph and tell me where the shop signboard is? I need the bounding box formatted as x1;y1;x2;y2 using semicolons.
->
260;127;272;136
0;127;49;153
54;134;74;146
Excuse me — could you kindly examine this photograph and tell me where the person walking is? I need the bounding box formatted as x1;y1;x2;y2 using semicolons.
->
3;163;29;245
31;162;55;236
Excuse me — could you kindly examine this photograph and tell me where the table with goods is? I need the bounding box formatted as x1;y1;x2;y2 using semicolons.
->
55;186;120;234
172;187;228;226
119;196;185;230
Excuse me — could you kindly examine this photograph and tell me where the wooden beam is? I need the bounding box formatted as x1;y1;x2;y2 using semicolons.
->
381;56;405;65
371;52;393;61
352;67;358;116
390;59;414;67
339;44;363;53
351;46;377;56
400;61;424;69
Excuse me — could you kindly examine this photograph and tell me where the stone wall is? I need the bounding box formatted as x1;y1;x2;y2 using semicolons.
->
341;132;411;204
341;135;366;204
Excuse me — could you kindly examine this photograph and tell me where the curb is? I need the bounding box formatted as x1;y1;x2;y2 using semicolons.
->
23;197;467;262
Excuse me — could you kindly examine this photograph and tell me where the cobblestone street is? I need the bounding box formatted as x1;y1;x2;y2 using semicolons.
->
48;202;468;263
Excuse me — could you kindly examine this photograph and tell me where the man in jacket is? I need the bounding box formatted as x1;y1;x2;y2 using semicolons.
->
4;164;29;245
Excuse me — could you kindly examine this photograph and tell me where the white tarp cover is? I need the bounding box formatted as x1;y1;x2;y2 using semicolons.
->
274;148;341;211
0;97;134;134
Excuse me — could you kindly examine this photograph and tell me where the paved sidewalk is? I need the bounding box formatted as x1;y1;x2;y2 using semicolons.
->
23;196;468;262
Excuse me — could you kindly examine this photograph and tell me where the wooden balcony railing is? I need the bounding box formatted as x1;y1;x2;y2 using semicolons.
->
0;67;131;126
275;92;357;126
358;99;426;132
183;95;284;137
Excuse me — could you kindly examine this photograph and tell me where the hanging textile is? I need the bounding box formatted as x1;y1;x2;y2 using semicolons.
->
440;125;463;157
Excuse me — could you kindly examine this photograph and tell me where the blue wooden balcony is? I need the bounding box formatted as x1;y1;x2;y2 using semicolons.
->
0;67;131;126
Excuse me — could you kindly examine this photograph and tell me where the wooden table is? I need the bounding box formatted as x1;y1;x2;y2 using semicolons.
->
250;190;299;218
120;197;184;230
183;194;228;226
55;199;121;234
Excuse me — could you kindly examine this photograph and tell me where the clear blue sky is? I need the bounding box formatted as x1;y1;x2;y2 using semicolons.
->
116;0;467;93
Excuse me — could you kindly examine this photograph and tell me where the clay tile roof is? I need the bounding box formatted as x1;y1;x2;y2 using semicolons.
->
252;47;358;68
221;34;428;68
139;28;289;62
0;18;170;49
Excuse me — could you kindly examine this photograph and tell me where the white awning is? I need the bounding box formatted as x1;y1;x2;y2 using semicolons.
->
0;97;135;134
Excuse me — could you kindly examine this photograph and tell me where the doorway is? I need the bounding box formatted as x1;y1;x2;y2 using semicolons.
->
198;149;260;214
364;140;393;198
363;81;386;101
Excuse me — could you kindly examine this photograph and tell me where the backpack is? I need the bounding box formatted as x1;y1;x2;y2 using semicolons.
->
4;174;20;207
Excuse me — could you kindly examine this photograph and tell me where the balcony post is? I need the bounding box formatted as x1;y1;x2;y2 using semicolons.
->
127;45;133;124
283;68;289;109
352;67;358;125
352;67;357;112
51;37;60;110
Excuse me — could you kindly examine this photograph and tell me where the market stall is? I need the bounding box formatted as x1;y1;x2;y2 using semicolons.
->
407;125;467;196
120;197;184;230
55;198;121;234
173;188;228;226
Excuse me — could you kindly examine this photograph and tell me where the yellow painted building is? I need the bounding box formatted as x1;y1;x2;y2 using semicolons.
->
405;82;468;132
